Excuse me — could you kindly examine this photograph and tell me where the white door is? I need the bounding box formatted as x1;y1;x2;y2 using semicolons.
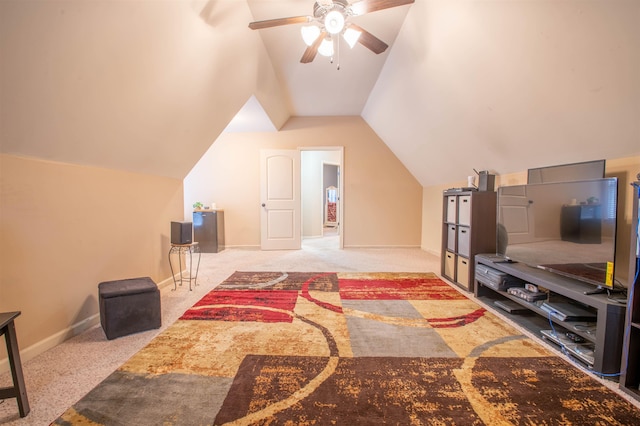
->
498;185;535;244
260;150;301;250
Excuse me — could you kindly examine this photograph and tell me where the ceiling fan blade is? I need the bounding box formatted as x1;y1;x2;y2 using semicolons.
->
350;0;415;16
300;31;327;63
249;16;309;30
349;24;388;54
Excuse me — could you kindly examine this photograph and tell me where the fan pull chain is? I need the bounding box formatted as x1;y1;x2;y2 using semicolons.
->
330;37;334;65
336;37;340;70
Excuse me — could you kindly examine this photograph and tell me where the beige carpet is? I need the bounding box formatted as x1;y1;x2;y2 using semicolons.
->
0;242;437;424
1;242;638;424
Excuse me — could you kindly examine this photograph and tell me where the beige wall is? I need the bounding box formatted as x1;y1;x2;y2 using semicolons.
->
0;154;184;369
421;155;640;285
184;116;423;248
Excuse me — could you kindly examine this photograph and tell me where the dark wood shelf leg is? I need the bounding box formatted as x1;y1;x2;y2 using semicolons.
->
1;319;30;417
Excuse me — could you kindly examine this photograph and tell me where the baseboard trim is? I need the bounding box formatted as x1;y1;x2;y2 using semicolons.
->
342;245;422;249
0;274;179;375
157;274;181;291
421;247;440;256
0;312;100;375
222;245;261;249
302;235;324;239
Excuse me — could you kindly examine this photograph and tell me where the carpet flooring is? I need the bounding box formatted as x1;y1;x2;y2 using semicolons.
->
52;272;640;425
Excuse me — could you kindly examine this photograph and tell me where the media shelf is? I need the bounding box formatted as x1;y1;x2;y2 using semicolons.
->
619;180;640;400
475;254;626;376
476;288;598;368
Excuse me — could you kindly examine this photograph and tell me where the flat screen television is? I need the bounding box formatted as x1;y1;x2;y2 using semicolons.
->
497;178;618;291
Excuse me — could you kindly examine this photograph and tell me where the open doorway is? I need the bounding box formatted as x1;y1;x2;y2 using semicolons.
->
300;148;343;249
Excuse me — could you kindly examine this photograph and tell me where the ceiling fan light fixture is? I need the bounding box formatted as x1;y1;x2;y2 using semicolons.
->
301;25;321;46
318;37;334;57
249;0;413;66
343;27;362;49
324;10;345;34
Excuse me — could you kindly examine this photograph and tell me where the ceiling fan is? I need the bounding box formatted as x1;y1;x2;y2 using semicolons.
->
248;0;415;64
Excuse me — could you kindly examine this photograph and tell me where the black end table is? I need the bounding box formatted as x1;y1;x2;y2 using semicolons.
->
0;311;30;417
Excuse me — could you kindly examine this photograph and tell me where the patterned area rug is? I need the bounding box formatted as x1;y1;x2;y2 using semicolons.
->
54;272;640;425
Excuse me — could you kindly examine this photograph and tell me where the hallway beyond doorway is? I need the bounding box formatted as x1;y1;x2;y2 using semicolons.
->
302;226;339;250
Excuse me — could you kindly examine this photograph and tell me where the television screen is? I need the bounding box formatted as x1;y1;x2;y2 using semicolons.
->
497;178;618;289
527;159;605;184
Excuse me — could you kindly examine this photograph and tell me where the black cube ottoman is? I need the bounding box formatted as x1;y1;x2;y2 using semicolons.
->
98;277;161;340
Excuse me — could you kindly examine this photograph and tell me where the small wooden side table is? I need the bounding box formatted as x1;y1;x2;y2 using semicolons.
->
0;311;30;417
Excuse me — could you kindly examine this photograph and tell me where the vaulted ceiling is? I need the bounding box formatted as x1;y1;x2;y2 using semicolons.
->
245;0;413;115
1;0;638;186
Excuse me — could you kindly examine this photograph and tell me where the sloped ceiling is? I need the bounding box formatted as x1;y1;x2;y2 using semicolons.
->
363;0;640;185
0;0;289;179
1;0;639;185
224;95;277;133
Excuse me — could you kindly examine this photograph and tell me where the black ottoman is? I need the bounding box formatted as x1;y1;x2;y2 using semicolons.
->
98;277;161;340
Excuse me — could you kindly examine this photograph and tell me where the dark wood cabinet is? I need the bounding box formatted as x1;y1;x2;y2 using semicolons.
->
561;204;602;244
441;190;496;292
193;210;225;253
620;181;640;399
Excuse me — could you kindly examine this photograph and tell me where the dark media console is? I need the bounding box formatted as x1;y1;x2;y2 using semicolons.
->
475;254;626;376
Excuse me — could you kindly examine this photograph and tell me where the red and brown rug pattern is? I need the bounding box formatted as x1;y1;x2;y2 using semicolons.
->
54;272;640;425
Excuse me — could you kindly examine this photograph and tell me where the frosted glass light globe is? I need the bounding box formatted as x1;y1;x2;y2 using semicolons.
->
301;25;321;46
318;38;334;57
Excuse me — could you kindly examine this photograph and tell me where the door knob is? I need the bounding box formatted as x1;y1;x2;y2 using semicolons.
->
261;203;266;207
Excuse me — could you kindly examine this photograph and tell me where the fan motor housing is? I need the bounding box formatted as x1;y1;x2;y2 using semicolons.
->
314;0;350;19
